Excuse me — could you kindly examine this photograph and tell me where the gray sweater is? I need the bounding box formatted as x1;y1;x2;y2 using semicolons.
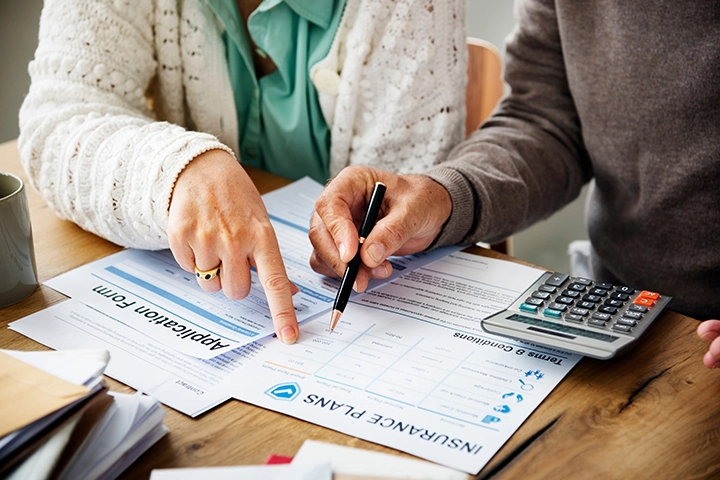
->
427;0;719;319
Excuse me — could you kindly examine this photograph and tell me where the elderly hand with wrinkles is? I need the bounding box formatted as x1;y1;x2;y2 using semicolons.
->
308;165;452;293
167;149;299;344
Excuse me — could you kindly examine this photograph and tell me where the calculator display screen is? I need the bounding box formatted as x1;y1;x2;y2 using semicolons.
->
506;314;620;343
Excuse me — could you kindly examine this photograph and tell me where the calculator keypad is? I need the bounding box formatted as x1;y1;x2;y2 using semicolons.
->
523;273;663;336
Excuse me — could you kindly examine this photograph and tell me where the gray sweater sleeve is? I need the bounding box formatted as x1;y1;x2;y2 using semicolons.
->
427;0;593;246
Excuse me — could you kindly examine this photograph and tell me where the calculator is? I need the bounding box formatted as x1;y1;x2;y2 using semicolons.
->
481;272;672;359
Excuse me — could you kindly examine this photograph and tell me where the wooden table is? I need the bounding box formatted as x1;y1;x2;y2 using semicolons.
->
2;139;719;479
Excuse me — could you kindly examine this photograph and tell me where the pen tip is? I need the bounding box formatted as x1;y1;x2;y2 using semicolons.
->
330;309;342;332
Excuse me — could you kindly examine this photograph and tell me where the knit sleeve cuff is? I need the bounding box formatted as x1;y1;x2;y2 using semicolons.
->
423;166;478;248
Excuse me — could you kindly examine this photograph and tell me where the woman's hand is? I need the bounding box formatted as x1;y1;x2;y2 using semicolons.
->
168;149;298;344
309;165;453;292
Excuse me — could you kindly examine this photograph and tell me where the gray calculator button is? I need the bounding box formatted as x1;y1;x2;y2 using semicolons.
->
590;288;608;296
561;289;581;298
592;312;612;321
628;304;648;313
598;305;618;315
570;307;589;316
525;297;544;306
615;285;635;294
565;313;585;323
573;277;593;285
577;301;596;310
582;294;602;303
532;291;552;300
623;310;643;320
588;318;609;328
545;273;569;287
568;283;587;292
611;292;630;301
539;284;557;293
555;296;575;305
596;282;614;290
611;324;633;334
548;302;568;312
604;298;624;308
616;318;637;327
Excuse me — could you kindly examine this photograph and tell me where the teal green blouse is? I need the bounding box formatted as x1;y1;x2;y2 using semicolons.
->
206;0;346;183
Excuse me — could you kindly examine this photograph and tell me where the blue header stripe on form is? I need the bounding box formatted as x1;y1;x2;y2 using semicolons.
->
105;266;258;337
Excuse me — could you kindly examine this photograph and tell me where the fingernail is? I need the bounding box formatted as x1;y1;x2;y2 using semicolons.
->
280;326;297;344
366;243;385;265
338;243;347;262
699;332;714;342
713;361;720;369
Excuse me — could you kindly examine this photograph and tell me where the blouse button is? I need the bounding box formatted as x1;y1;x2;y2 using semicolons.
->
312;68;341;96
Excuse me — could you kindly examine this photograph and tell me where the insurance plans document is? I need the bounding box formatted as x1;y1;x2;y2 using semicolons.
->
228;251;581;474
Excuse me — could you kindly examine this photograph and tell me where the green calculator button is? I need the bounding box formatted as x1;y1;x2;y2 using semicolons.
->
543;308;562;318
519;303;539;313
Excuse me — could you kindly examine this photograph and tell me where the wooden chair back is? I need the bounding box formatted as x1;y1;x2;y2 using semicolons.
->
465;37;503;135
465;38;510;254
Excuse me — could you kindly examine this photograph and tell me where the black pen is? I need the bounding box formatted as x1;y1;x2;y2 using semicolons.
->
329;182;386;332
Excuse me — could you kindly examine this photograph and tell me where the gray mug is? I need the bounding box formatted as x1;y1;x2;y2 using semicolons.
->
0;172;38;307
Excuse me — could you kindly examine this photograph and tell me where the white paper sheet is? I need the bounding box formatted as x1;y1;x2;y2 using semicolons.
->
293;440;467;479
1;349;109;386
226;253;581;474
44;178;456;359
150;463;332;480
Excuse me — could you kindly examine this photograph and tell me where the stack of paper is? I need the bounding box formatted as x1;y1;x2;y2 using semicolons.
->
0;349;168;480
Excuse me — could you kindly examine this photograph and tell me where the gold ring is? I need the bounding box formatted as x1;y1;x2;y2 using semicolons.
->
195;265;221;281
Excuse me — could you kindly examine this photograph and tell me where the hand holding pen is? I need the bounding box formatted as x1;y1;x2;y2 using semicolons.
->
329;182;386;332
309;166;454;328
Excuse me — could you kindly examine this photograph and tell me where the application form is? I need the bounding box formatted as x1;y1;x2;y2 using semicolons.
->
227;252;582;474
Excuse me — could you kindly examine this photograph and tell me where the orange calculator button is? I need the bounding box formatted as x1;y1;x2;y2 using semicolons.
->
639;290;660;301
634;296;656;307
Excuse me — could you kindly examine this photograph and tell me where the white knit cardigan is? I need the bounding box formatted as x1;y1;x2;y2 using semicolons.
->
19;0;467;250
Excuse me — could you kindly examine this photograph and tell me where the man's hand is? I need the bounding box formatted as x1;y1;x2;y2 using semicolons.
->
309;165;453;292
697;319;720;369
168;149;299;344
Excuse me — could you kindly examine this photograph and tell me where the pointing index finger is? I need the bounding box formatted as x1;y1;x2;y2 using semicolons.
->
253;234;299;345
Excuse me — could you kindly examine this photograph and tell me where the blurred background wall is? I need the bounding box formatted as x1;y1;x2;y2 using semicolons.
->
0;0;588;273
